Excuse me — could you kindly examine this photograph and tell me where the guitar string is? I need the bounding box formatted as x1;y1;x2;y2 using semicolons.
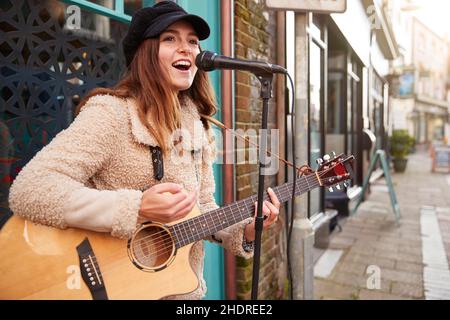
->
130;199;256;250
131;180;324;261
130;168;339;247
82;166;346;268
136;160;351;258
126;165;346;259
103;178;321;266
84;166;342;266
125;166;342;257
79;170;344;272
128;175;318;249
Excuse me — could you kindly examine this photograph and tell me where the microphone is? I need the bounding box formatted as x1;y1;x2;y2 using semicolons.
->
195;51;287;75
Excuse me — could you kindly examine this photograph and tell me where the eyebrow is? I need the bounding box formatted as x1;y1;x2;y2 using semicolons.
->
161;29;198;37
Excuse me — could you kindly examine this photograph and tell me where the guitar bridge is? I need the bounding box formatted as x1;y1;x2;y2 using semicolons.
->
76;238;108;300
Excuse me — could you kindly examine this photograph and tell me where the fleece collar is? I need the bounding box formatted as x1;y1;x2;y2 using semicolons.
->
126;97;206;151
126;98;158;146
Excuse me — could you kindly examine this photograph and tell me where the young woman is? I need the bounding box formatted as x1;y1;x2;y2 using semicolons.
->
8;1;280;299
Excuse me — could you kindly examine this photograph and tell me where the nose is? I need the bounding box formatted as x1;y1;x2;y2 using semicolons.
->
177;39;192;54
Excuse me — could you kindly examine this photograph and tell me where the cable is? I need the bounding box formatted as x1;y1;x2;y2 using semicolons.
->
286;72;296;300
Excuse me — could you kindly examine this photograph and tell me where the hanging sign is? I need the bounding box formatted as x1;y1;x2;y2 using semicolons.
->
266;0;347;13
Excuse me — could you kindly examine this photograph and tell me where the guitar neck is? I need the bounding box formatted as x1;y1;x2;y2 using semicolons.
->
171;173;321;248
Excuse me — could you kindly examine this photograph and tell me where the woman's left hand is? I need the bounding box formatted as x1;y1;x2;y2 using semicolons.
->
244;187;280;242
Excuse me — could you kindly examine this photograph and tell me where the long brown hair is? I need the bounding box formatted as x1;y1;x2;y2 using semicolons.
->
77;38;217;155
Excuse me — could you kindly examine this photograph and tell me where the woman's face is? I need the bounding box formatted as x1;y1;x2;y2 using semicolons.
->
159;20;201;92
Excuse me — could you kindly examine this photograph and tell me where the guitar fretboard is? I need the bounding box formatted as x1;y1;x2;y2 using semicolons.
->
170;174;321;248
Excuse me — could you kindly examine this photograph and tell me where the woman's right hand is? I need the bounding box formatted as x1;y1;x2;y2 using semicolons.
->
139;183;198;224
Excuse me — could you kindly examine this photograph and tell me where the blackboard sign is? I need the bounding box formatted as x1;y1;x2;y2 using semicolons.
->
352;150;400;225
432;147;450;172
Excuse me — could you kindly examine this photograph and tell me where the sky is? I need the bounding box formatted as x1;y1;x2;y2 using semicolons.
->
408;0;450;39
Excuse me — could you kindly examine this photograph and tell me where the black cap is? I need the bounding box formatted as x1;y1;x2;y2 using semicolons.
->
122;1;210;66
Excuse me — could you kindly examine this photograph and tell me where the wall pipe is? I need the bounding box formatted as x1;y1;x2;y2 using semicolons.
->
221;0;236;300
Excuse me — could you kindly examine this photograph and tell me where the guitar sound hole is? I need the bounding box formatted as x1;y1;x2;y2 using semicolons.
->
129;224;175;271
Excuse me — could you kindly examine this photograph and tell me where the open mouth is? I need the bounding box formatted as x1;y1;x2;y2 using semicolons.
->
172;60;191;71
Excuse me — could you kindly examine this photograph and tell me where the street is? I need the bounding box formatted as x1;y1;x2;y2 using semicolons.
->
314;145;450;299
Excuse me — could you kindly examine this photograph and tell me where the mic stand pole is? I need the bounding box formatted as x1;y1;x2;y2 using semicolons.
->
251;73;273;300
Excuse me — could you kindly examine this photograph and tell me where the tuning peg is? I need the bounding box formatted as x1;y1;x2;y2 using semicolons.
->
328;187;334;193
336;184;341;190
316;158;324;165
330;151;336;158
323;154;331;161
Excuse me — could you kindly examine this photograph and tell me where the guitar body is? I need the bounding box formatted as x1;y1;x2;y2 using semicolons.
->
0;207;202;300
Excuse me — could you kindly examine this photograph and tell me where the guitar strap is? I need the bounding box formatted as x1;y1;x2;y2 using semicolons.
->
150;146;164;181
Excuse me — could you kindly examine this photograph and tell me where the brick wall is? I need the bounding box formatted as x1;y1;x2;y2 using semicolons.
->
234;0;286;300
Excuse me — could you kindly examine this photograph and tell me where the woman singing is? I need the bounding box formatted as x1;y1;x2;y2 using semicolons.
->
9;1;280;299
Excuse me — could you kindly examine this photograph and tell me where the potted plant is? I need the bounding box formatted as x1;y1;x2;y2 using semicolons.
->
390;129;415;173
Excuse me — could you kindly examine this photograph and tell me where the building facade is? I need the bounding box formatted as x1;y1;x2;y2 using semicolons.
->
387;0;449;144
281;0;398;298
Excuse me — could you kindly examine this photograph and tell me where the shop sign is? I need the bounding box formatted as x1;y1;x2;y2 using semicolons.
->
266;0;347;13
397;71;415;98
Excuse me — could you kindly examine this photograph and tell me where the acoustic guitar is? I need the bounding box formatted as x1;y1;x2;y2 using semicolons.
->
0;153;354;299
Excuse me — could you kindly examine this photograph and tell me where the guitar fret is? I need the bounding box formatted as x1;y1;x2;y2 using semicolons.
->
200;214;211;239
172;227;181;248
179;223;189;247
174;224;184;247
176;224;184;247
243;200;250;220
199;212;214;239
214;209;224;236
171;225;179;247
194;216;203;242
186;218;197;244
205;213;215;239
288;182;293;199
281;183;288;202
207;212;217;238
203;213;214;239
231;202;240;224
231;204;236;221
221;206;229;228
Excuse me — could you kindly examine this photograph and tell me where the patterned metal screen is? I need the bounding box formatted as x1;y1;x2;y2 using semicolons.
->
0;0;129;222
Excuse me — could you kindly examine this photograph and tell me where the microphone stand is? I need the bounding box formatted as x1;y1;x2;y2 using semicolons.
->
251;72;274;300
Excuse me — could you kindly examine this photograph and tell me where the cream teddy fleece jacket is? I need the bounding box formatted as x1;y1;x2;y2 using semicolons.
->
8;94;253;299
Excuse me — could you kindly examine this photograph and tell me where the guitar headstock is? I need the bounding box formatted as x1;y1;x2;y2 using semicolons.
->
316;152;355;192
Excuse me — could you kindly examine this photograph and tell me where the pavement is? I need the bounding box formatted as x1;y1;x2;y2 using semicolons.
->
313;145;450;300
